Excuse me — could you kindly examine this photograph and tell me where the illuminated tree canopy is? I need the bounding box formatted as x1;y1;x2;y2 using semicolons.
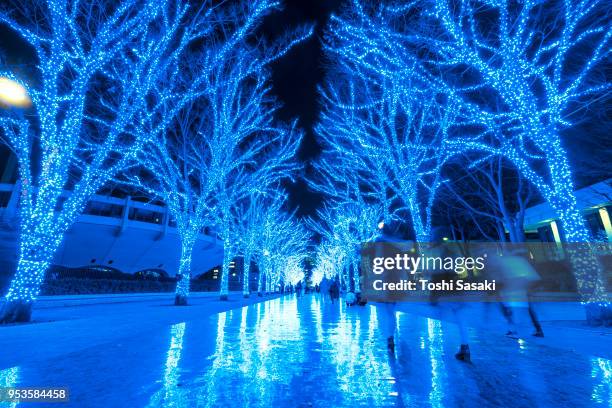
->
317;0;610;309
325;0;610;242
256;205;310;294
0;0;310;318
126;1;309;303
0;0;213;321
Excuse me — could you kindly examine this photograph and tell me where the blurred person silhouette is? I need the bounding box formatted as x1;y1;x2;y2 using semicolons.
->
425;228;472;362
329;279;340;303
371;220;406;353
296;280;303;297
488;247;544;338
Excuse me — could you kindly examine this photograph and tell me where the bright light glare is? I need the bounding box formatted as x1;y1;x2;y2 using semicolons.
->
0;77;31;107
378;221;384;230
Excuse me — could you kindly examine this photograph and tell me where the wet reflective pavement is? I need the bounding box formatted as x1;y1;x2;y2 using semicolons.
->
0;295;610;407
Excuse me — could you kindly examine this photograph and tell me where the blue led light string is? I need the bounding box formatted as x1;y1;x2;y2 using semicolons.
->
0;0;198;320
320;0;610;307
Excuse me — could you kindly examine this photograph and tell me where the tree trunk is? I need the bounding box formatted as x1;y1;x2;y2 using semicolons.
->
545;152;591;242
243;252;252;297
412;214;430;243
258;257;269;296
174;240;195;306
496;220;507;242
510;218;526;243
0;300;34;323
352;259;361;294
219;247;232;300
1;234;54;323
342;263;349;292
544;143;610;324
257;269;264;296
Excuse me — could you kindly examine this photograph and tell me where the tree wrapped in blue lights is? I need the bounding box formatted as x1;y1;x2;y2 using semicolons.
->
320;81;456;242
405;0;610;244
273;222;310;291
308;203;382;292
310;244;333;286
243;191;288;296
233;193;266;298
281;255;307;289
310;128;393;225
307;215;350;290
0;0;215;322
0;0;310;314
439;156;537;242
128;0;308;304
320;11;458;242
328;0;610;314
311;241;348;286
204;95;303;300
308;143;388;290
233;189;287;297
325;0;609;242
256;208;309;295
193;5;310;301
124;98;216;306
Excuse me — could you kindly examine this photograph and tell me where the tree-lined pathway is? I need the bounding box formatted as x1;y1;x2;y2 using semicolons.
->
1;294;610;407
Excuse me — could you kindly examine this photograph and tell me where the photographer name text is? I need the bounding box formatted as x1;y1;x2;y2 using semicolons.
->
372;279;496;292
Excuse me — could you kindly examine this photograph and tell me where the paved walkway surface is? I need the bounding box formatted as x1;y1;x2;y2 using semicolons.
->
0;294;610;407
0;292;278;369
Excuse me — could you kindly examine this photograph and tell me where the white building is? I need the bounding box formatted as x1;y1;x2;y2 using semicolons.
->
0;182;224;281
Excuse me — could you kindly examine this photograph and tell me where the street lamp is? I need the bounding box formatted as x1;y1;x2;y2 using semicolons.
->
0;77;31;108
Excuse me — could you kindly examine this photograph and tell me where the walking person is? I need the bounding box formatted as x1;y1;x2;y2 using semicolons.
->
320;278;329;302
329;279;340;304
423;229;472;362
369;221;405;354
379;301;397;352
489;248;544;338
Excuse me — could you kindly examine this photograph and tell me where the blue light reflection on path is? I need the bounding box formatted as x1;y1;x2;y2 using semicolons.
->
1;295;610;407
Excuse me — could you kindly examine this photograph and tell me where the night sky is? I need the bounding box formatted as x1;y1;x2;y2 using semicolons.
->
261;0;343;217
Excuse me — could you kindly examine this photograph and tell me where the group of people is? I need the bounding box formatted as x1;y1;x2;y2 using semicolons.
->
287;279;338;301
288;246;545;365
312;278;340;303
378;247;545;363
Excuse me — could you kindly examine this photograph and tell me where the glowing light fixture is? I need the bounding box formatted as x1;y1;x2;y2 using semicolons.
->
378;221;384;230
598;208;612;242
550;221;562;244
0;77;31;107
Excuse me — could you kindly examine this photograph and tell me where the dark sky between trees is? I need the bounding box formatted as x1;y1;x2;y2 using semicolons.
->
261;0;343;217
